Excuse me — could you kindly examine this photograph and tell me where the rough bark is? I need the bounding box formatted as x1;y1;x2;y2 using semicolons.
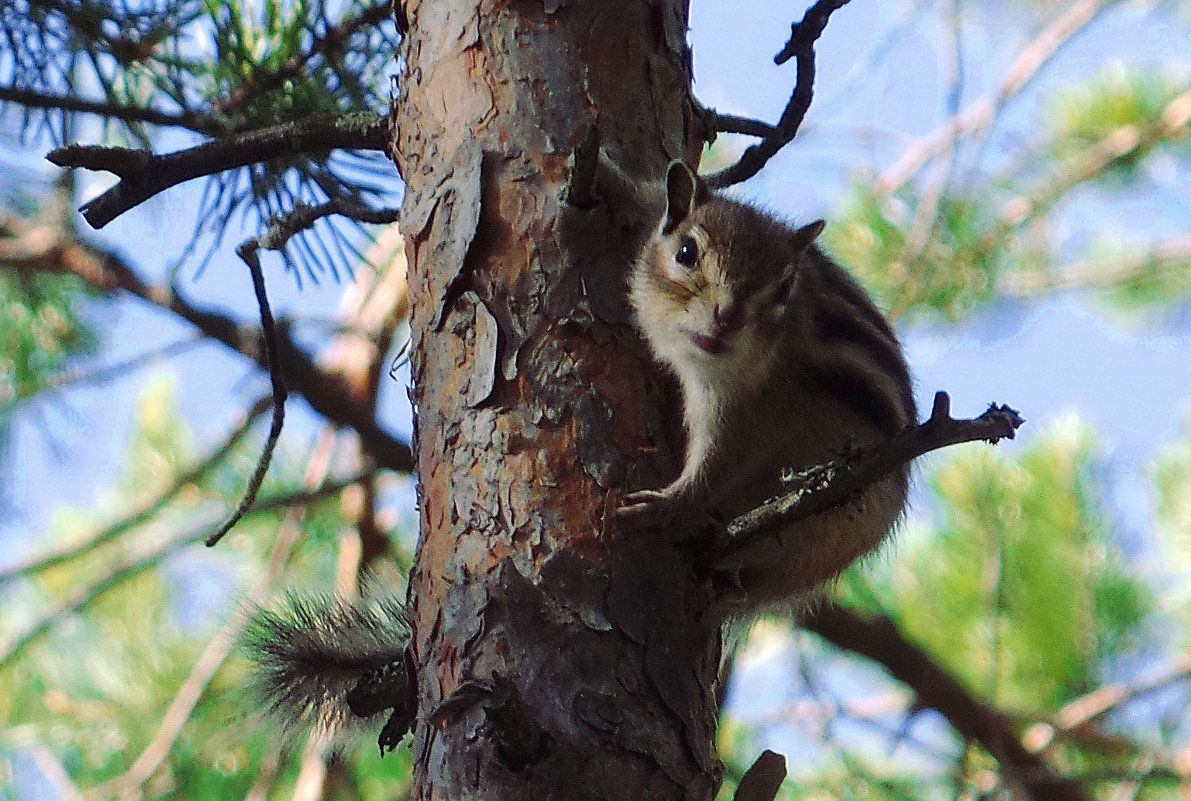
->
390;2;722;799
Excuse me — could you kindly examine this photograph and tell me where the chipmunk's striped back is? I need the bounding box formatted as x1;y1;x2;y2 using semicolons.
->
790;247;915;437
618;159;917;610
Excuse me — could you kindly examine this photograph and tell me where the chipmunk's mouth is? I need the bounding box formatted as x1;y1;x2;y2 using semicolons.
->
691;332;729;354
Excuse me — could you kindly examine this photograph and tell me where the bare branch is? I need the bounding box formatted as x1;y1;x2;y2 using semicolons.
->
872;0;1110;197
705;0;851;188
204;200;400;546
733;750;787;801
999;235;1191;297
259;200;402;244
802;605;1093;801
707;112;778;140
47;115;388;228
717;392;1023;559
0;85;221;135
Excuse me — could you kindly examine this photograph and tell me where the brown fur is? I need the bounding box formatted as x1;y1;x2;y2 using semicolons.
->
618;161;916;610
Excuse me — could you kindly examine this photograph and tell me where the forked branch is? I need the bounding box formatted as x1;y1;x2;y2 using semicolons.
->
706;0;851;188
716;391;1023;561
47;115;387;228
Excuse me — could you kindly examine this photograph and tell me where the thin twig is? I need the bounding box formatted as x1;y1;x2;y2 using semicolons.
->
47;115;388;228
884;1;966;321
718;392;1023;557
705;0;851;188
708;112;779;140
998;235;1191;296
204;200;399;547
896;0;966;267
204;246;287;547
27;745;84;801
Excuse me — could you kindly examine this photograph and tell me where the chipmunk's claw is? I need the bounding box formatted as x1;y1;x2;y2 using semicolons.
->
616;488;678;527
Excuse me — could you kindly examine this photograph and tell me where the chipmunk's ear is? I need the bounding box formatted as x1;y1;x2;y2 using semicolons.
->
773;221;826;306
791;219;826;255
662;161;708;234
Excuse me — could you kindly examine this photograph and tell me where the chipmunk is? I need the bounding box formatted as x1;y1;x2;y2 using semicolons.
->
615;160;916;608
242;590;414;754
242;158;913;742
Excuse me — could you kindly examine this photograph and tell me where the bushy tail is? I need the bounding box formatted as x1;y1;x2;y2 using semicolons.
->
242;590;411;743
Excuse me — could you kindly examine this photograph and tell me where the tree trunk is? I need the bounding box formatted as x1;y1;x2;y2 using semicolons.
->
390;1;722;799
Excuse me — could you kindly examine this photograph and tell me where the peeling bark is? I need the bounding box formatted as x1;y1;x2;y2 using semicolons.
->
390;1;722;798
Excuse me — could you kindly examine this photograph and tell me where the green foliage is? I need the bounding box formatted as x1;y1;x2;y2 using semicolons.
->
883;418;1148;712
197;0;389;130
0;378;412;799
1047;62;1191;182
825;187;1003;322
0;268;98;437
1153;414;1191;619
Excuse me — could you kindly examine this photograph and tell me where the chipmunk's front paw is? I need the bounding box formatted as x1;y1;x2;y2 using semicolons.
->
616;488;677;527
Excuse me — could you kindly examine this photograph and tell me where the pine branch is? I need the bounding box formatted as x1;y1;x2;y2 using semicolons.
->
47;115;388;228
0;85;222;135
210;1;396;118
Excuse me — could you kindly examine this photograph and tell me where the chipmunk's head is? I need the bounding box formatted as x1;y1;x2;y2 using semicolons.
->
630;161;824;388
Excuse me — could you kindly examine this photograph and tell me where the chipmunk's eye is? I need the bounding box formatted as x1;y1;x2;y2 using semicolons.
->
675;236;698;268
